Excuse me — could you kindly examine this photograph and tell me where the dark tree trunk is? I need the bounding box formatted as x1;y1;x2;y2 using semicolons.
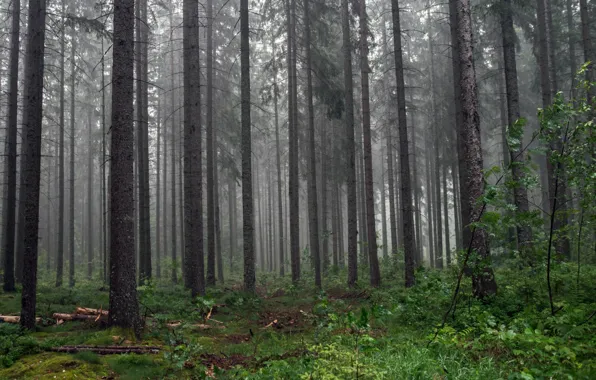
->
391;0;416;287
501;0;533;256
101;36;108;284
169;17;178;284
381;151;388;258
456;0;497;298
579;0;594;101
19;0;47;329
156;84;161;278
56;2;66;288
241;0;255;292
449;0;469;250
206;0;216;286
2;0;20;292
342;0;358;287
273;47;285;277
108;0;141;333
287;0;300;283
69;37;76;288
183;0;205;297
303;0;321;288
87;107;94;279
359;0;380;286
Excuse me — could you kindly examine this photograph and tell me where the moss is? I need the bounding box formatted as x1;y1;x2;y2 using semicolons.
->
0;352;109;379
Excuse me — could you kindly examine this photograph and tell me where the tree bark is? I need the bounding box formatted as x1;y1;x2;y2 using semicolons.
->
273;47;285;277
391;0;416;287
19;0;47;330
108;0;141;333
206;0;216;286
69;36;76;288
303;0;322;288
241;0;255;292
87;107;94;279
342;0;358;287
359;0;380;286
170;16;178;284
456;0;497;298
183;0;205;297
2;0;20;292
287;0;300;283
501;0;533;256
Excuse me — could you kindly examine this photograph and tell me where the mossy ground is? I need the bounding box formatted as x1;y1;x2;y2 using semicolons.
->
1;264;595;379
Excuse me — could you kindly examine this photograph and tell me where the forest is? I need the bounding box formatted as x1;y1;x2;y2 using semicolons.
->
0;0;595;376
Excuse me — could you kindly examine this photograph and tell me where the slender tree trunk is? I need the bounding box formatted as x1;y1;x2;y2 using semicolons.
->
359;0;380;286
381;152;388;258
342;0;358;287
183;0;205;296
566;0;576;98
87;108;94;278
391;0;416;287
240;0;255;292
287;0;300;283
69;37;76;288
206;0;216;286
273;49;285;277
19;0;47;329
425;136;434;267
427;8;443;269
2;0;20;292
101;36;108;285
156;85;161;278
381;23;398;258
442;156;451;264
501;0;533;256
303;0;321;288
109;0;141;332
56;2;66;288
170;17;178;284
449;0;469;250
456;0;497;298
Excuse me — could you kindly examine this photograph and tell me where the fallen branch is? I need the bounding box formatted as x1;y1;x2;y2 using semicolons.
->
75;307;108;316
0;316;42;324
52;313;107;322
50;345;160;355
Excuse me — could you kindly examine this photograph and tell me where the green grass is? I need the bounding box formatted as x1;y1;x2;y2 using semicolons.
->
1;264;595;379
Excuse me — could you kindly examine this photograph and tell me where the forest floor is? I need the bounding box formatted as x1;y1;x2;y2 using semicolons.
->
1;263;595;379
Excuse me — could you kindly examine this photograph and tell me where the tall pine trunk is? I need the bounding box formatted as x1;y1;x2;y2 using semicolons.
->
342;0;358;287
69;37;76;288
183;0;205;297
109;0;141;332
303;0;321;288
391;0;416;286
2;0;20;292
206;0;216;286
241;0;255;292
19;0;47;329
456;0;497;298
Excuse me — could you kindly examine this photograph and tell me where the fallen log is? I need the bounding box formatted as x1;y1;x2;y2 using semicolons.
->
0;316;41;324
75;307;108;316
50;345;160;355
52;313;107;322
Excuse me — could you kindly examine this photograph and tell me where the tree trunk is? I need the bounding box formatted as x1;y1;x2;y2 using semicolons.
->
501;0;533;256
69;36;76;288
303;0;321;288
101;36;108;285
170;15;178;285
381;151;388;258
206;0;216;286
287;0;300;284
183;0;205;297
342;0;358;287
108;0;141;333
156;82;161;279
273;48;285;277
391;0;416;287
56;2;66;288
19;0;47;329
427;8;443;269
240;0;255;292
359;0;380;286
579;0;594;101
456;0;497;298
2;0;20;292
87;107;94;279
